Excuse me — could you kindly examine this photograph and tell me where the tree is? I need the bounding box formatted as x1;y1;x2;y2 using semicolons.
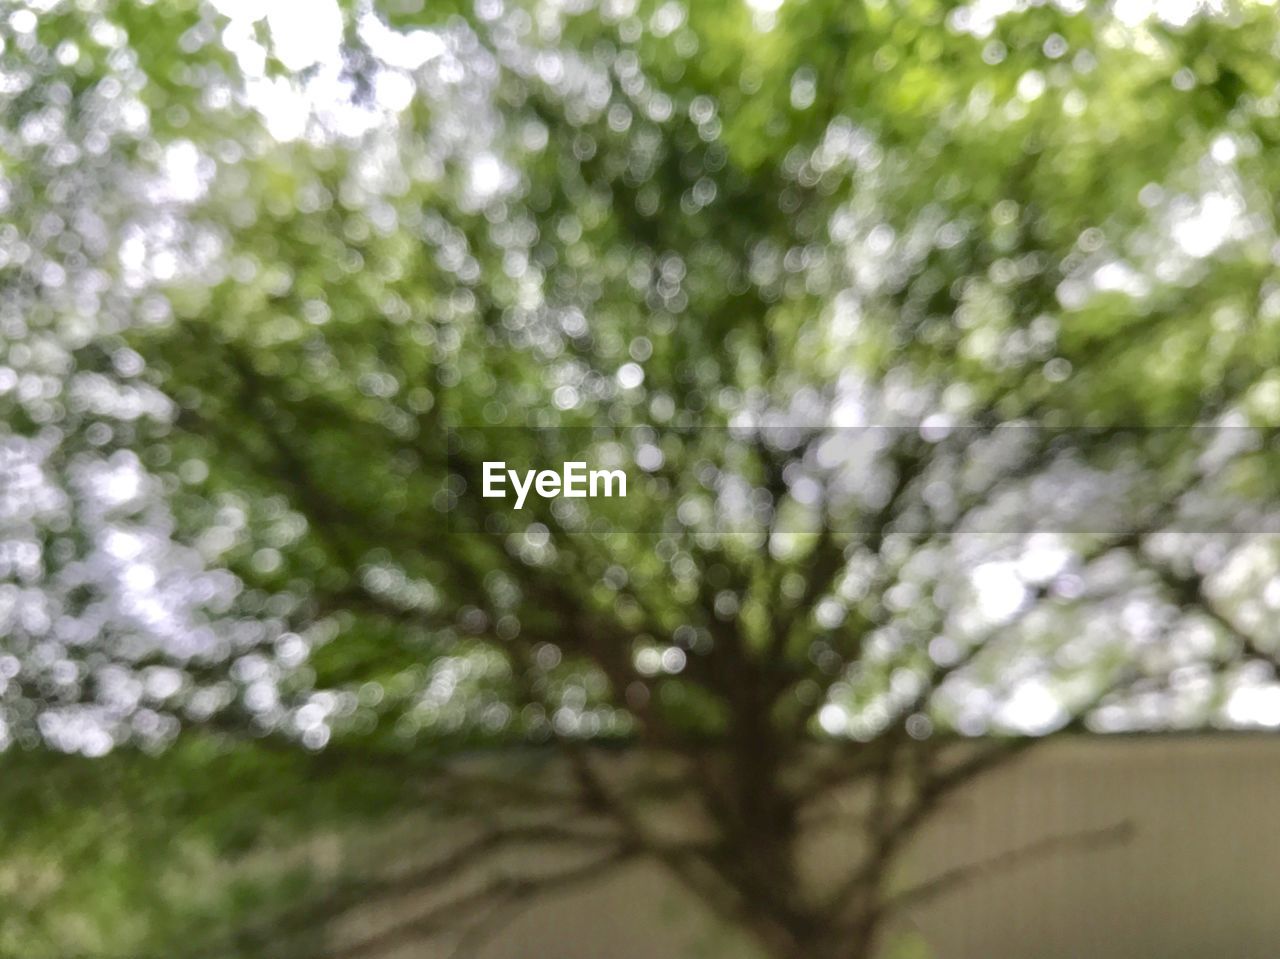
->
5;0;1280;957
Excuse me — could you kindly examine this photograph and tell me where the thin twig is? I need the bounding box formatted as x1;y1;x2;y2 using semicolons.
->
315;847;635;959
884;820;1135;912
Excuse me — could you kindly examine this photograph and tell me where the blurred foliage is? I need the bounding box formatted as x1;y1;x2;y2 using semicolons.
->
5;0;1280;955
0;734;448;958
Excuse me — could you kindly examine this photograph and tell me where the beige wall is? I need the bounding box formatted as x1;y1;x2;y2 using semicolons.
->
895;736;1280;959
347;736;1280;959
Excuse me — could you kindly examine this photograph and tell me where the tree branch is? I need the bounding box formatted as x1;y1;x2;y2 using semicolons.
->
315;846;636;959
206;821;621;959
883;820;1134;913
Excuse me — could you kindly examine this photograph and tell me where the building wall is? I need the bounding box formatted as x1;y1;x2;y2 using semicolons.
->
350;736;1280;959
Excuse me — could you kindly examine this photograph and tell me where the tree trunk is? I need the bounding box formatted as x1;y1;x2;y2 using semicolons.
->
731;880;888;959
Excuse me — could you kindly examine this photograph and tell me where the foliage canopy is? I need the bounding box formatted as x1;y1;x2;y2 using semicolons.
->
4;0;1280;956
